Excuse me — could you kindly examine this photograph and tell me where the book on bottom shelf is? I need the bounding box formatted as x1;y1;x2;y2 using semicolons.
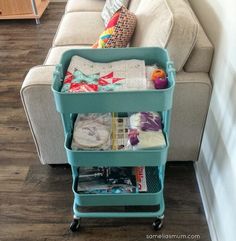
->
77;167;147;194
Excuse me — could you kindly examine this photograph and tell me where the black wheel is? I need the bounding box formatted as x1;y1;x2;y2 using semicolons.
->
70;218;80;232
152;218;164;231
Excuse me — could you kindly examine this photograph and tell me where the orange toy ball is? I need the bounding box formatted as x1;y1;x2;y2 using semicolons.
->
151;69;166;81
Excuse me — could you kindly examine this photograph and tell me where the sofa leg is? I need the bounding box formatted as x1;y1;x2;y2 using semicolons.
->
35;18;40;24
48;164;70;168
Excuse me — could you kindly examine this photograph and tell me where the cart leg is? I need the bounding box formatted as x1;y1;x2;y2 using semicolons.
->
70;216;81;232
152;214;164;231
35;18;40;24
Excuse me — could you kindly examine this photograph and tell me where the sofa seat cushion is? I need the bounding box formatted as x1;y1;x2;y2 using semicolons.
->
53;12;104;46
44;45;91;65
130;0;198;72
65;0;105;13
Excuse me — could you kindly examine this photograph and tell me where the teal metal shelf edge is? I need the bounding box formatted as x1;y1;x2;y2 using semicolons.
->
73;189;164;206
72;166;164;207
51;47;176;227
51;47;175;114
65;133;169;167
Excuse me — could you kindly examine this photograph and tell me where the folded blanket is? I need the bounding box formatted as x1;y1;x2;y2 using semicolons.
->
134;130;166;149
71;113;112;150
128;112;166;149
61;55;146;92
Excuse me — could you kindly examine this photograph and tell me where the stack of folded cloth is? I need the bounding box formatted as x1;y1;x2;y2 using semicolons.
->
71;112;166;151
61;55;146;93
71;113;112;150
128;112;166;149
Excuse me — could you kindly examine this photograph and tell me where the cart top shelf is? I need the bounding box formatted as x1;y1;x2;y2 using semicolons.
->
52;47;175;114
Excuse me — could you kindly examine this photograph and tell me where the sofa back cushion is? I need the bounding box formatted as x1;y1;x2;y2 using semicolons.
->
130;0;198;72
128;0;141;12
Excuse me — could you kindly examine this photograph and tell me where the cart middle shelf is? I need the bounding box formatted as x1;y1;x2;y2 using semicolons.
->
65;132;169;167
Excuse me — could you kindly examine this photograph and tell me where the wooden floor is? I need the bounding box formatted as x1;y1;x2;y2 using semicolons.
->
0;163;211;241
0;3;211;241
0;3;66;166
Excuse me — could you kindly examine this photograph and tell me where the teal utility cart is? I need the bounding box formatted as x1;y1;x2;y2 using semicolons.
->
52;47;175;232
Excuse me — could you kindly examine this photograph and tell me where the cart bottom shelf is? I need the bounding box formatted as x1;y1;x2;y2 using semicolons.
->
72;166;164;206
73;202;165;218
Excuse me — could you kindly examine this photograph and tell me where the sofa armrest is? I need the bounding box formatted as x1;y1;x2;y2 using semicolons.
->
20;65;67;164
21;65;55;88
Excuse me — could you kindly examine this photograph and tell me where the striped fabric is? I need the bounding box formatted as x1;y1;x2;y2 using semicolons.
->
101;0;130;26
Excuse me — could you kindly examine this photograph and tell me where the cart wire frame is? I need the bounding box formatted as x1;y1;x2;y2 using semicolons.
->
51;47;175;232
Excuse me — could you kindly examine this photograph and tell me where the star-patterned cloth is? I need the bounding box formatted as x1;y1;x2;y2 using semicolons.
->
60;55;146;93
61;69;125;93
61;70;100;93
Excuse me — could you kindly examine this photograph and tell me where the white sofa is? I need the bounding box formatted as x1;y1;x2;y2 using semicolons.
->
21;0;213;164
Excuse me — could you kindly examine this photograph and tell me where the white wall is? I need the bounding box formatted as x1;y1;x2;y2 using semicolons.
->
189;1;236;241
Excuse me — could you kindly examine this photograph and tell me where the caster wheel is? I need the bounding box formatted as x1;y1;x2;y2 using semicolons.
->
70;218;80;232
152;218;164;231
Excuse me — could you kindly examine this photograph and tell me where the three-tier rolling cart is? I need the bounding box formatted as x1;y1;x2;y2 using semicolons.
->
52;47;175;232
